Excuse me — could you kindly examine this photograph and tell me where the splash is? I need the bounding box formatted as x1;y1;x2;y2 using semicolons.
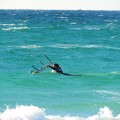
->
0;105;45;120
0;105;120;120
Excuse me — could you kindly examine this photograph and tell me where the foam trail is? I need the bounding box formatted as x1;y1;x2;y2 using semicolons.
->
83;71;120;76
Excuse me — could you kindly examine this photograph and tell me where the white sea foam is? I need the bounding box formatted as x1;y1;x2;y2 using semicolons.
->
83;26;102;31
5;44;120;50
84;71;120;77
105;46;120;50
70;28;82;30
49;44;79;49
110;36;117;39
58;16;68;19
97;14;104;17
0;23;16;26
2;27;30;31
1;45;43;49
95;90;120;96
82;45;101;48
49;44;120;50
49;44;100;49
19;45;43;49
69;22;77;25
0;105;120;120
70;25;104;31
0;105;45;120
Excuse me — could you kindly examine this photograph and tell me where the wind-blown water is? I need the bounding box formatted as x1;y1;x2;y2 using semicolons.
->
0;10;120;120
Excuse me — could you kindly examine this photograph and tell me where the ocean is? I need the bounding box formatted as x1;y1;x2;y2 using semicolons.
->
0;10;120;120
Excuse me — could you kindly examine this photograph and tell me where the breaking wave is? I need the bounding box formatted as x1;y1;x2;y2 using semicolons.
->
2;27;30;31
95;90;120;96
0;23;16;26
19;45;43;49
0;105;120;120
0;45;43;49
48;44;120;50
3;44;120;51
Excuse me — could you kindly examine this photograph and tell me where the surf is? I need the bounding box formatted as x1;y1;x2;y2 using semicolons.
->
0;105;120;120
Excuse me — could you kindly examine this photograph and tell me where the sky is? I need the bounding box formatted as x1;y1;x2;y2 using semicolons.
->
0;0;120;10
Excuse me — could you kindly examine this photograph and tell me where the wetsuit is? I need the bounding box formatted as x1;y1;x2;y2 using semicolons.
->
48;66;63;73
48;66;81;76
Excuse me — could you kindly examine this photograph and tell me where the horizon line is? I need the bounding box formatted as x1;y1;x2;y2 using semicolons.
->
0;8;120;11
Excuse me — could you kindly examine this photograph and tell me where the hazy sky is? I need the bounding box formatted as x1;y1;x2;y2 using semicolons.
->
0;0;120;10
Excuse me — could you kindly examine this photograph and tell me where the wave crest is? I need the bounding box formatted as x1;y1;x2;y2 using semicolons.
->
19;45;43;49
0;105;120;120
49;44;120;50
0;105;45;120
2;27;30;31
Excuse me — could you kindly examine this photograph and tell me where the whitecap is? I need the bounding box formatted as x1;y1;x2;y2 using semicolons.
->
70;25;104;31
0;105;45;120
0;23;16;26
81;45;101;48
49;44;80;49
95;90;120;96
48;44;120;50
103;46;120;50
87;107;114;120
97;14;104;17
2;26;30;31
69;22;77;25
70;28;82;30
111;71;120;75
83;26;102;31
58;16;68;19
0;45;43;49
110;36;117;39
0;105;120;120
19;45;43;49
81;45;120;50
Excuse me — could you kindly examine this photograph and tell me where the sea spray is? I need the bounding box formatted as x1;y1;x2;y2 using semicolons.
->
0;105;45;120
0;105;120;120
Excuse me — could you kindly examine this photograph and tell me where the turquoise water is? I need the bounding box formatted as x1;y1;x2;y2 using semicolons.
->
0;10;120;119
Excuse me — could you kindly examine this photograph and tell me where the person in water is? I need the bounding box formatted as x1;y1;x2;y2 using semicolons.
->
46;63;63;73
46;63;81;76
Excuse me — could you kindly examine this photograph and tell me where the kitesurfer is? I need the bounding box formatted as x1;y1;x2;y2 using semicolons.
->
46;63;63;74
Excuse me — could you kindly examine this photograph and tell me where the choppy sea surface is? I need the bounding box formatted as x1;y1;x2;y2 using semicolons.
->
0;10;120;120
